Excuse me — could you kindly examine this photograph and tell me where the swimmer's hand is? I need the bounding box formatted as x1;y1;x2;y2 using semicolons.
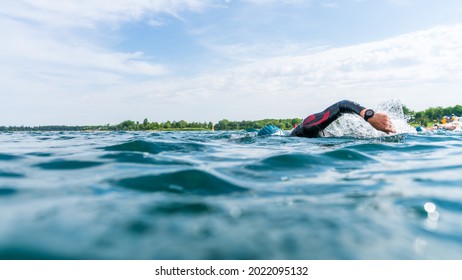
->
367;112;396;134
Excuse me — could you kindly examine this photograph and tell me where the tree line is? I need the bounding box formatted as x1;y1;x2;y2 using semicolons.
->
115;119;214;131
0;119;214;132
0;118;301;132
404;104;462;126
214;118;301;130
1;104;460;132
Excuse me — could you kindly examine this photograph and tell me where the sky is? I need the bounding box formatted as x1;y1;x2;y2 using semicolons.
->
2;0;462;125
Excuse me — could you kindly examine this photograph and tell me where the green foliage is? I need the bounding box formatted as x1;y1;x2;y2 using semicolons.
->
408;104;462;126
213;118;302;130
117;120;136;130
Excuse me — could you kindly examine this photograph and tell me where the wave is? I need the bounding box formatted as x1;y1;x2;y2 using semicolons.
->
100;152;193;166
147;201;216;215
0;153;22;161
0;188;17;196
245;153;325;172
34;160;104;170
0;171;24;178
324;148;375;161
102;140;208;154
112;169;248;195
26;152;54;157
245;148;376;171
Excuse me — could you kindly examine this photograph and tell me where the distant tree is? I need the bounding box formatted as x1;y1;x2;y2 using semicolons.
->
218;119;229;130
163;121;172;129
117;120;136;130
149;122;159;129
177;120;187;129
141;118;149;129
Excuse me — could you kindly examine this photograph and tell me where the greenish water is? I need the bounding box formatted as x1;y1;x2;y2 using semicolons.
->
1;129;462;259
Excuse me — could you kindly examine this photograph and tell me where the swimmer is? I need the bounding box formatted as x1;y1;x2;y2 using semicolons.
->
416;123;438;132
257;124;285;136
417;123;458;132
437;123;458;131
258;100;396;138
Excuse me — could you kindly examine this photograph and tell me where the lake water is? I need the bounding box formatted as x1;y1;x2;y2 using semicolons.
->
1;119;462;259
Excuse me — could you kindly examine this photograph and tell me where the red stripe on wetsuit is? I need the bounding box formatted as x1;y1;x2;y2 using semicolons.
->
303;111;330;126
291;100;365;138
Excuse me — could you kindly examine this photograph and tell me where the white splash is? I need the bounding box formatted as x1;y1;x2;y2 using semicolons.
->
323;99;416;138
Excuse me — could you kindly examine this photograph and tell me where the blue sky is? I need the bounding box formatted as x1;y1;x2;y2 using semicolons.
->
2;0;462;125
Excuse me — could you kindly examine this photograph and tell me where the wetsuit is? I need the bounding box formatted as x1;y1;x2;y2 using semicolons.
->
291;100;366;138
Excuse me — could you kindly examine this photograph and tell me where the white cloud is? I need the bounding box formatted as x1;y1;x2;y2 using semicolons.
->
1;0;212;125
2;0;210;28
0;16;167;85
147;18;165;27
194;24;462;89
0;0;210;86
321;2;340;9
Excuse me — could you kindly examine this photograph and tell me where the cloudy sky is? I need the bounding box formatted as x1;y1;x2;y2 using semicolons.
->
2;0;462;125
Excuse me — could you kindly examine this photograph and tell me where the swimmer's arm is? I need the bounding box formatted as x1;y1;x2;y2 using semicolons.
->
336;100;396;134
360;109;396;134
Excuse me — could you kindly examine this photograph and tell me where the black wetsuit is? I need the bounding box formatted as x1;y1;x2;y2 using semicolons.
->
291;100;366;138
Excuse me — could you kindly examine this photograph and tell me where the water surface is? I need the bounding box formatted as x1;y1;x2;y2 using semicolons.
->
1;129;462;259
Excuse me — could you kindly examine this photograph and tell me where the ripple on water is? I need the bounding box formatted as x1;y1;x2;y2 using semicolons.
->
0;188;17;196
147;201;216;215
112;169;248;195
346;143;396;153
26;152;54;157
0;153;21;161
0;171;24;178
102;140;207;154
323;148;375;161
100;152;193;166
34;160;104;170
246;153;325;171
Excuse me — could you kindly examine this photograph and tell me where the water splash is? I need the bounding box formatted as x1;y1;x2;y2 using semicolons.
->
376;99;416;135
323;99;416;138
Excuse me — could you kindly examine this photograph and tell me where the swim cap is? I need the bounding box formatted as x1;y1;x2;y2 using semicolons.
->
257;125;284;136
